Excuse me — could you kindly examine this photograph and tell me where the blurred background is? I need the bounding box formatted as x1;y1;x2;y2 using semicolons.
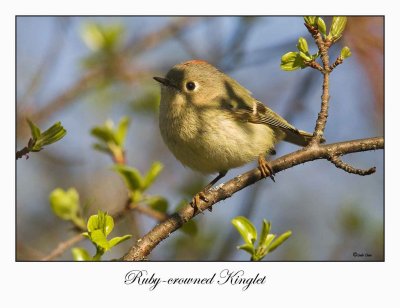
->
16;16;383;261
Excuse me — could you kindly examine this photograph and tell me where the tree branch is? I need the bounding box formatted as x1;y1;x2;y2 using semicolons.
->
122;136;384;261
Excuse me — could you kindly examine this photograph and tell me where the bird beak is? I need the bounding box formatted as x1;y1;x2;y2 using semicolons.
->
153;76;170;86
153;76;179;90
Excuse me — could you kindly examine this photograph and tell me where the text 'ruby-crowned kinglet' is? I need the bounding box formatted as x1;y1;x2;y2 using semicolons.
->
154;60;314;209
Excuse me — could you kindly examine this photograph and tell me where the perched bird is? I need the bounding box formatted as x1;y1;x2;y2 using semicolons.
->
154;60;315;210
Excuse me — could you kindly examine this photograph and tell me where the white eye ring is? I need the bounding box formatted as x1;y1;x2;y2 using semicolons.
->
185;81;196;91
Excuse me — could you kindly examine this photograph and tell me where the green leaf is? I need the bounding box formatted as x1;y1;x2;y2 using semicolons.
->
38;122;66;144
304;16;317;26
87;213;99;232
298;51;311;61
260;234;276;252
180;220;198;236
72;247;92;261
113;165;143;191
330;16;347;40
101;24;123;50
27;119;41;140
49;188;79;221
237;243;255;255
231;216;257;245
131;190;143;203
280;52;306;71
142;162;164;190
297;37;309;54
87;210;114;235
146;196;169;213
109;234;132;248
317;17;327;37
340;46;352;59
29;121;66;151
90;229;110;250
259;219;271;248
104;214;114;236
81;23;105;51
91;126;115;144
268;230;292;253
115;117;130;146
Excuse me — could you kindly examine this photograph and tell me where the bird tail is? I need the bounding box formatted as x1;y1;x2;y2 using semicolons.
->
283;129;325;147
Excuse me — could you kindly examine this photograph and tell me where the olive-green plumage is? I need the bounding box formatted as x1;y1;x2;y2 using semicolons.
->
155;60;314;174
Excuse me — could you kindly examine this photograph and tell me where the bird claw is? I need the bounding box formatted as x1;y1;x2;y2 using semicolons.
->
191;192;209;214
258;155;275;182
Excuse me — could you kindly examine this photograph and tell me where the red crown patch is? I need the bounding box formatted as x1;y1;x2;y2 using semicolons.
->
182;59;208;66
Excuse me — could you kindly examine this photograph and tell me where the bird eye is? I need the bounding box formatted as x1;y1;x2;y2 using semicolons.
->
185;81;196;91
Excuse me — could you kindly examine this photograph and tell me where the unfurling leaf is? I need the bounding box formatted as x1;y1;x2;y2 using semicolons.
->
113;165;143;191
49;188;80;221
87;210;114;236
142;162;164;190
108;234;132;248
280;52;306;71
231;216;257;245
232;216;293;261
268;230;292;253
340;46;352;59
71;247;92;261
259;219;271;248
26;120;66;152
115;117;130;146
330;16;347;41
297;37;309;54
90;229;110;250
91;117;131;162
317;17;327;37
238;243;255;255
83;210;132;258
304;16;317;26
27;119;41;140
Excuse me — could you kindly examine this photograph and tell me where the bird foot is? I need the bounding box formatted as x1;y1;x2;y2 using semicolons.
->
191;191;215;213
191;191;209;214
258;155;275;182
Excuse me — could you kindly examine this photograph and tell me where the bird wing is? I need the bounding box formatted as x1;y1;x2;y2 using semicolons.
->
216;75;316;146
251;101;300;133
226;98;300;134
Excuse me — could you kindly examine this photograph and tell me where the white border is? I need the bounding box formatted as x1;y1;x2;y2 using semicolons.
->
3;0;396;306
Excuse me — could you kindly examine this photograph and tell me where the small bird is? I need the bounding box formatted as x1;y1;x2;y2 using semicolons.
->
154;60;315;210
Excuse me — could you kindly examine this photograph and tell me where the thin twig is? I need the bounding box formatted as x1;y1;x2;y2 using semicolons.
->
304;60;324;72
329;56;344;71
328;154;376;175
128;203;169;222
122;137;384;261
304;23;332;146
41;233;84;261
16;146;30;160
